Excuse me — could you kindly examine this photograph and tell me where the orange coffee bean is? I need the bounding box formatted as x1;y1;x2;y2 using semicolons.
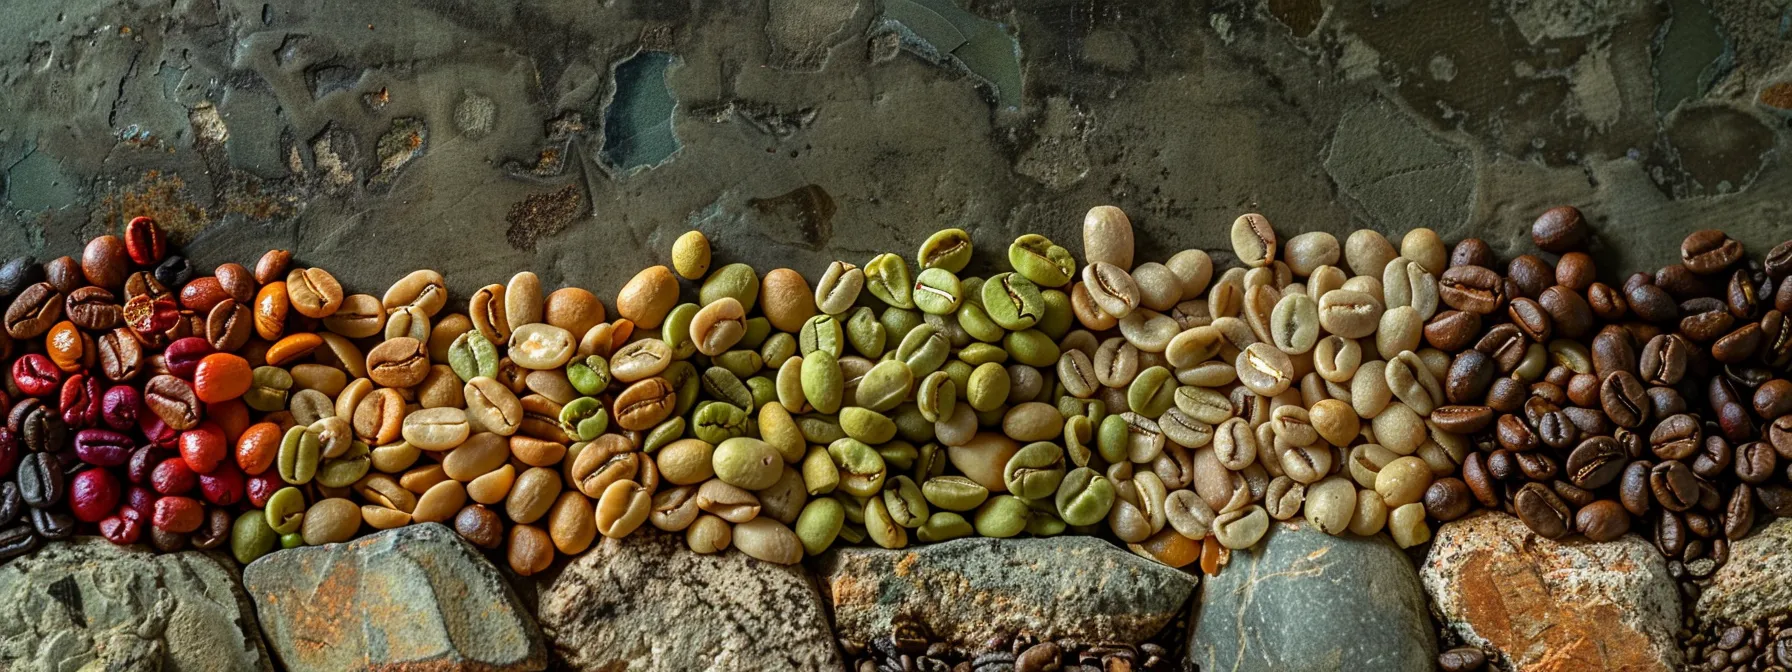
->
194;352;252;403
46;320;84;372
237;422;282;475
254;282;289;341
266;332;323;366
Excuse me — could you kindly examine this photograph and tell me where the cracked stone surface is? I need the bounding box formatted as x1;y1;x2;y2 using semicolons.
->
537;528;840;672
242;523;547;672
816;536;1198;650
1189;521;1435;672
0;537;273;672
0;0;1785;303
1697;517;1792;628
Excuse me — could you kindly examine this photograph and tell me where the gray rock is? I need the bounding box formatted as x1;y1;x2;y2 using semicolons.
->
0;537;272;672
815;536;1197;649
1698;516;1792;626
538;529;840;672
243;523;546;672
1421;512;1680;672
1190;521;1435;672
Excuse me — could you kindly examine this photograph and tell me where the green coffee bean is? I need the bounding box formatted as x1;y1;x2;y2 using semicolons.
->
802;445;840;495
1027;507;1067;536
740;317;773;350
1037;289;1074;341
828;438;887;498
1003;441;1067;500
560;397;609;441
642;417;685;453
448;331;501;382
699;263;760;311
911;440;948;482
980;272;1043;331
837;523;867;544
880;307;924;346
1064;414;1094;467
856;360;913;413
795;497;845;555
921;475;989;511
913;268;964;315
958;343;1008;367
798;414;846;444
956;302;1006;343
244;366;293;412
1173;386;1232;424
746;375;777;410
895;324;950;378
663;303;700;353
278;425;320;485
1008;234;1076;287
915;371;956;423
845;307;886;358
566;355;613;396
231;510;279;564
918;228;973;273
281;532;304;549
713;437;783;490
917;511;974;542
973;495;1030;538
762;332;798;369
800;351;844;414
1096;413;1130;464
966;362;1011;412
1127;366;1178;418
1003;329;1059;368
840;407;897;444
266;487;306;535
882;475;929;528
944;361;974;398
315;441;371;488
1055;467;1116;526
864;253;915;309
713;350;763;379
665;361;702;416
864;497;908;549
799;315;845;358
758;401;806;463
876;440;917;471
692;402;752;444
701;367;754;409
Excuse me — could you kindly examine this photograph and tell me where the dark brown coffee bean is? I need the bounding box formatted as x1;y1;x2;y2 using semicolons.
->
1718;401;1753;444
1565;436;1626;489
1516;452;1558;481
1475;324;1528;374
1486;450;1520;482
64;286;121;331
1485;377;1525;413
5;282;63;339
1556;252;1595;291
1522;395;1558;426
1576;499;1631;542
1727;269;1762;320
1496;414;1538;453
1620;460;1652;516
81;236;129;289
1649;414;1703;461
1776;276;1792;314
29;507;73;540
1462;453;1500;508
1735;441;1778;484
1638;334;1688;385
10;399;64;454
1693;436;1734;479
1450;239;1493;269
1757;483;1792;516
1659;264;1713;300
1615;427;1647;460
1770;415;1792;460
1507;298;1552;342
1531;206;1589;253
0;483;20;528
1537;286;1593;339
0;523;39;561
1768;241;1792;281
1438;646;1487;672
1439;266;1505;315
1424;478;1473;522
1599;371;1649;429
1684;230;1745;274
1726;484;1755;541
44;256;85;294
1537;410;1578;450
0;256;40;298
205;300;252;353
1650;460;1699;512
1514;482;1573;539
16;452;64;508
1590;325;1637;381
1585;282;1627;321
1431;405;1493;434
1645;387;1686;421
1566;373;1600;407
1755;379;1792;419
1713;323;1763;363
1552;480;1597;509
1424;310;1481;352
97;327;143;383
144;375;201;431
1656;508;1687;557
1542;366;1573;389
1444;351;1494;405
1564;407;1613;438
1759;310;1792;367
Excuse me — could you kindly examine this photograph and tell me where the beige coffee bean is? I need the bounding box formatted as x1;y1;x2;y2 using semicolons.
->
1189;448;1232;511
690;298;747;356
1269;293;1319;355
756;467;809;525
467;464;517;504
1165;249;1214;298
1177;361;1236;388
1388;502;1430;548
617;266;679;329
384;269;449;317
1082;205;1135;270
696;479;762;523
416;365;464;408
1211;316;1257;356
401;407;470;451
325;294;387;339
1093;337;1140;389
1083;262;1140;319
1118;309;1180;353
1304;475;1356;535
1269;406;1318;446
1070;282;1119;330
524;369;577;405
658;438;716;485
1262;476;1304;520
464;377;523;436
1158;408;1214;449
1344;229;1397;278
1384;350;1442;415
686;514;732;553
1130;262;1183;312
1316;289;1382;339
1371;402;1425;455
1164;489;1215;539
1381;257;1439;320
934;404;978;447
1212;418;1257;470
1350;360;1392;419
947;433;1020;492
760;268;815;333
1282;231;1340;276
1212;505;1269;549
301;498;362;545
361;504;412;530
1229;213;1277;269
548;490;597;554
1242;284;1279;345
1346;443;1398;489
1349;489;1389;536
1308;399;1359;447
815;261;864;315
595;479;652;538
413;479;467;523
1375;456;1431;507
650;485;701;531
1279;443;1334;484
610;338;673;383
1376;306;1423;359
613;377;677;431
1236;343;1293;396
506;467;562;524
509;323;575;370
1173;386;1232;425
733;517;804;565
470;284;511;343
1207;269;1244;319
1002;402;1063;442
1399;228;1447;277
1165;326;1220;370
385;304;431;342
1058;350;1099;398
498;272;541;330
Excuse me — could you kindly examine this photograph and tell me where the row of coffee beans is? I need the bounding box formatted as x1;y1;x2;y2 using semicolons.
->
0;208;1786;578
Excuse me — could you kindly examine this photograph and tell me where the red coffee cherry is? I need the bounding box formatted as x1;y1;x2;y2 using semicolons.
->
245;472;282;508
12;354;61;397
151;456;197;495
152;495;205;533
59;374;102;429
124;485;157;517
99;507;145;545
124;216;167;267
197;461;245;506
179;421;228;474
69;468;122;523
163;337;214;379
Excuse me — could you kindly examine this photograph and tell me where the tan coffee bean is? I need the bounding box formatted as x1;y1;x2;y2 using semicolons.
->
1082;205;1135;270
1212;505;1269;549
541;287;605;338
1387;502;1430;548
733;517;803;564
1083;262;1140;319
696;479;762;523
1269;293;1319;355
1279;443;1334;484
1399;228;1447;277
1094;337;1140;389
1375;456;1432;507
1229;214;1277;269
1349;489;1389;536
1236;343;1293;396
759;269;815;333
595;479;652;538
613;377;677;431
947;433;1020;492
1376;306;1423;359
548;490;597;554
402;407;470;451
686;514;733;553
1212;418;1258;470
690;298;747;356
617;266;679;329
1317;289;1383;339
361;504;412;530
1164;489;1215;539
1370;402;1425;455
352;387;406;445
286;267;344;318
1350;360;1392;419
385;305;431;342
505;272;543;328
650;485;701;532
1344;230;1397;278
324;294;386;338
1165;249;1214;298
658;438;716;485
505;467;562;524
1381;257;1439;320
464;377;523;436
301;498;362;545
507;524;554;576
384;269;448;317
1118;309;1180;353
1384;351;1442;415
1130;262;1183;313
1308;399;1359;447
1070;282;1119;330
466;464;517;504
1269;406;1318;446
509;323;575;370
470;284;511;343
1304;475;1356;535
413;479;467;523
1282;231;1339;276
814;261;865;315
1003;402;1064;442
366;337;430;388
511;434;568;467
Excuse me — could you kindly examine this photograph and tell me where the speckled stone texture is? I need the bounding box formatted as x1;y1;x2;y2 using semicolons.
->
1421;512;1681;672
242;523;547;672
815;536;1197;650
1189;521;1435;672
0;537;273;672
1698;517;1792;626
537;529;840;672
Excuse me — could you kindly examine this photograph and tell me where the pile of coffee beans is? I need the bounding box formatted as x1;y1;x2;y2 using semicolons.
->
842;623;1187;672
0;206;1789;583
1681;614;1792;672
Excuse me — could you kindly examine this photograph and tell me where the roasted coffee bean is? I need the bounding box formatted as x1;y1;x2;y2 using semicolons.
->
1451;239;1493;269
1692;436;1734;479
1586;282;1627;321
1515;451;1558;481
1438;647;1487;672
1513;482;1572;539
1656;508;1688;557
1726;484;1755;540
1439;266;1504;314
1423;478;1472;522
1537;286;1593;340
1638;334;1688;386
11;399;65;453
1658;264;1712;299
1576;499;1630;542
5;282;63;339
1444;350;1494;404
1599;371;1648;429
1535;410;1577;449
1507;255;1553;299
1475;324;1528;374
1484;377;1525;413
1649;414;1702;461
1506;298;1551;342
1683;230;1745;274
1620;460;1652;516
1727;268;1761;319
17;452;64;508
1761;310;1792;366
1531;206;1588;253
1430;405;1493;434
1735;441;1777;484
1424;310;1481;351
1462;453;1500;508
1495;414;1538;453
1565;436;1626;489
1589;326;1636;380
1650;460;1699;512
1627;283;1677;324
144;375;201;431
1713;323;1763;363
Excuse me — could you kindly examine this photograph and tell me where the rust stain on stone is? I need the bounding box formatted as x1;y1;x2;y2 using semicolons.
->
1455;552;1663;671
1760;83;1792;110
97;172;210;244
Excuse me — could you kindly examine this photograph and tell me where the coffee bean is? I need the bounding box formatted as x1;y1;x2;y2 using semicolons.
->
1424;310;1481;352
1735;441;1778;484
1692;435;1734;479
1620;460;1652;516
1444;351;1494;404
1577;500;1631;542
17;452;64;508
1430;405;1493;434
1726;484;1755;541
1451;239;1494;269
1514;482;1573;539
1462;453;1500;508
1590;325;1637;380
0;256;40;298
1566;436;1627;489
5;282;63;339
1516;451;1558;481
1439;266;1505;314
1538;286;1593;339
1599;371;1649;429
1475;323;1528;374
1507;297;1552;342
1713;323;1763;363
1586;282;1627;320
1507;255;1553;299
1532;206;1588;253
1423;478;1472;522
1726;268;1762;319
1650;460;1699;512
1627;283;1678;324
1556;252;1595;291
1656;508;1687;557
1684;230;1745;274
1649;414;1702;461
1485;377;1525;413
1495;413;1537;453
